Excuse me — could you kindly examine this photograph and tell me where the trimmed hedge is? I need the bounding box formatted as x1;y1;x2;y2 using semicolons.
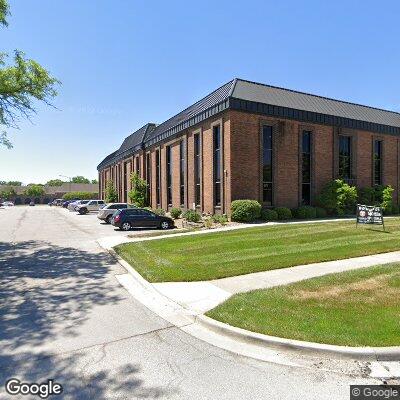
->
295;206;317;219
262;209;278;221
183;209;201;223
231;200;262;222
275;207;292;220
62;192;98;200
170;207;182;219
316;207;328;218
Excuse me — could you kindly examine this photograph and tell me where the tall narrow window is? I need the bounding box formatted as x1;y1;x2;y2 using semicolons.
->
135;157;140;177
338;136;352;179
301;131;312;205
194;133;201;206
179;141;185;206
124;162;129;200
262;126;273;205
373;140;383;186
166;146;172;206
146;153;151;203
213;125;222;207
156;149;160;205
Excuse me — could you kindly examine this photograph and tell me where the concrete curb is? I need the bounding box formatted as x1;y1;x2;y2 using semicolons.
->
195;315;400;361
103;244;400;362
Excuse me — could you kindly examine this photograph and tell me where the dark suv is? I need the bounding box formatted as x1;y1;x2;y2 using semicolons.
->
111;208;174;231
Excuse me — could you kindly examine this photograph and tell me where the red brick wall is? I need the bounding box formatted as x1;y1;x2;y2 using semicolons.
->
99;110;400;211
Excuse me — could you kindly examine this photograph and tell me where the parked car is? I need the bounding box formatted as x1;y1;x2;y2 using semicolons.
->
29;201;35;206
3;201;14;207
68;200;88;212
76;200;106;215
53;199;64;206
97;203;133;224
111;208;174;231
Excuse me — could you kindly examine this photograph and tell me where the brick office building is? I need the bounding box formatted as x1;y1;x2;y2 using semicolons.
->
97;78;400;214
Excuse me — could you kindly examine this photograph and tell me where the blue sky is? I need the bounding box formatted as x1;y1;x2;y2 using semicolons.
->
1;0;399;184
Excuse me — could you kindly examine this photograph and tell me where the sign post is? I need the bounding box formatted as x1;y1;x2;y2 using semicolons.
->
356;204;385;230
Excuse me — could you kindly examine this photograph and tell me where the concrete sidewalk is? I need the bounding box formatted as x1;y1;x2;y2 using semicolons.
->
152;251;400;313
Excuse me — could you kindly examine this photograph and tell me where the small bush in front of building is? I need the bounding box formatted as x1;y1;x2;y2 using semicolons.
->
262;209;278;221
316;179;357;216
295;206;317;219
381;185;394;214
391;205;399;215
230;200;262;222
212;214;228;225
105;180;118;203
170;207;182;219
183;209;201;223
203;216;213;229
275;207;292;220
153;208;166;216
316;207;328;218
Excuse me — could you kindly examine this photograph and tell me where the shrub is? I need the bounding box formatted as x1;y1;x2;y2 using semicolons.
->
183;209;201;223
381;185;394;214
262;209;278;221
128;173;148;207
203;217;213;229
316;179;357;215
231;200;262;222
295;206;317;219
275;207;292;220
153;208;166;216
358;187;376;205
316;207;328;218
170;207;182;219
391;204;399;215
212;214;228;225
62;191;98;200
105;180;118;203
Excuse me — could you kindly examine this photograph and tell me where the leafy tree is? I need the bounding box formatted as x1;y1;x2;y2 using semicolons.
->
46;179;64;186
24;184;45;197
0;186;16;200
128;173;148;207
0;180;5;185
6;180;22;186
105;180;118;203
0;0;59;148
91;179;98;184
71;176;90;184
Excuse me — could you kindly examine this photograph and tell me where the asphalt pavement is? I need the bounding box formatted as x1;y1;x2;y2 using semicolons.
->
0;206;379;399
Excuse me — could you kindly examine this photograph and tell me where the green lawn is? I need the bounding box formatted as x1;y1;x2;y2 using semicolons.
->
206;264;400;346
114;218;400;282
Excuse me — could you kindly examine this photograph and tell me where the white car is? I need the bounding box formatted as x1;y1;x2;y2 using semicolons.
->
68;200;89;212
76;200;106;215
3;201;14;207
97;203;132;224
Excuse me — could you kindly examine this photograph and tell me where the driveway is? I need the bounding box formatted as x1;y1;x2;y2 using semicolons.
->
0;206;376;399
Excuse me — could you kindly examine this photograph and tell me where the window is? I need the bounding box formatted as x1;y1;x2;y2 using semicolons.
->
213;125;222;207
194;133;201;206
262;126;273;205
301;131;312;205
135;157;140;176
166;146;172;206
179;140;185;206
146;153;151;202
124;162;129;196
338;136;352;179
156;149;160;205
373;140;383;186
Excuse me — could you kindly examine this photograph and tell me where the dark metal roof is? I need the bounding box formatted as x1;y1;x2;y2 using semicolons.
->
232;79;400;128
98;78;400;170
144;80;235;146
97;123;156;170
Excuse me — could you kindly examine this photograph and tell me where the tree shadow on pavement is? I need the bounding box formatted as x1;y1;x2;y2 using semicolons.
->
0;240;175;399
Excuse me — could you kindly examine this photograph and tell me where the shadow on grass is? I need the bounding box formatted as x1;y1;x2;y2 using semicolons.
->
0;240;174;399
